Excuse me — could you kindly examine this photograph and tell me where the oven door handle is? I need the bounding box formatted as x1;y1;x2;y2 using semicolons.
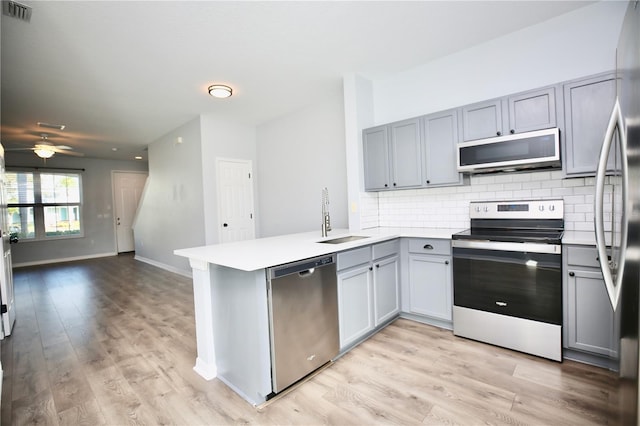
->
452;239;561;254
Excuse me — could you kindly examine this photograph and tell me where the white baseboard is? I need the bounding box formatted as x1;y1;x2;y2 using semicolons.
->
13;252;118;268
134;255;193;278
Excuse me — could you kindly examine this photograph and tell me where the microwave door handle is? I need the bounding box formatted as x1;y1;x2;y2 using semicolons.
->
595;98;628;311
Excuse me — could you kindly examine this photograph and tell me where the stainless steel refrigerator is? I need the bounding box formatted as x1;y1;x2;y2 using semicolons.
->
594;1;640;424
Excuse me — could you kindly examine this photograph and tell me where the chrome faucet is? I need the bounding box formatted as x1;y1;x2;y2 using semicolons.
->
321;187;331;237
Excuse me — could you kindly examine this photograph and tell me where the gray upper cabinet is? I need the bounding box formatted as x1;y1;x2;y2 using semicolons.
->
460;99;503;141
390;118;423;188
563;73;616;176
508;87;557;134
363;118;422;191
460;86;557;142
422;109;465;187
363;125;391;191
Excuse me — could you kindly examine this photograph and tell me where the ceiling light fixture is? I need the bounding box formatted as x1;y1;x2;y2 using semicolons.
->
34;147;55;159
208;84;232;98
37;122;66;131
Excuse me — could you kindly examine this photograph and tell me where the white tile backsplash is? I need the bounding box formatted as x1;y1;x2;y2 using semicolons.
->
361;170;601;232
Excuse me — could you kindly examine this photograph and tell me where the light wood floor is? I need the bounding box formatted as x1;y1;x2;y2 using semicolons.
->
1;254;621;425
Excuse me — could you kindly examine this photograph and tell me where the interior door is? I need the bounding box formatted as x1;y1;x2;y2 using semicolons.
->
216;158;255;243
113;171;148;253
0;145;15;338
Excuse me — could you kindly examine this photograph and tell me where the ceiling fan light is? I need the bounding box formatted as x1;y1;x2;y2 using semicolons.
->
208;84;232;98
34;148;55;159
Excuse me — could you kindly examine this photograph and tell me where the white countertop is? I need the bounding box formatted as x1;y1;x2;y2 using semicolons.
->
562;230;615;247
562;231;597;246
174;227;465;272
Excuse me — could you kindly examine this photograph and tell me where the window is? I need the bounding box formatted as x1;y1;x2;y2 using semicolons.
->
6;171;83;240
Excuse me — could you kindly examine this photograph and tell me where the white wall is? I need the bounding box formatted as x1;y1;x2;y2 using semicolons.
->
256;91;348;237
199;115;257;244
349;0;628;231
373;1;627;124
134;117;205;273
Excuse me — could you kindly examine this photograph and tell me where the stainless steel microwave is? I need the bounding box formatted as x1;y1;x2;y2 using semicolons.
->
457;128;560;174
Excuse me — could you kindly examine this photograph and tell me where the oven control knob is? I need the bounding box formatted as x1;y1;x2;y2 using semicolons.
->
474;206;481;213
539;205;545;212
483;206;489;213
549;205;555;211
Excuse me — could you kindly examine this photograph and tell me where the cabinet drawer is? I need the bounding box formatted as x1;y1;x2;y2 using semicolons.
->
372;239;399;260
566;246;607;269
408;238;451;255
337;246;371;271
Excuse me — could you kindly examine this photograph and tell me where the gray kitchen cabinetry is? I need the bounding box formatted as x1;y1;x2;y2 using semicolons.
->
562;72;617;176
563;245;619;365
363;118;422;191
337;240;399;350
460;86;557;142
422;109;465;187
460;98;503;141
404;238;453;329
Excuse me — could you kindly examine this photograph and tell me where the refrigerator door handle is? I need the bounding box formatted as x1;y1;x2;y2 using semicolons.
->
594;98;629;311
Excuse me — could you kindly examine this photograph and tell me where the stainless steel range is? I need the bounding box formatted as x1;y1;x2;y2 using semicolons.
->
451;199;564;361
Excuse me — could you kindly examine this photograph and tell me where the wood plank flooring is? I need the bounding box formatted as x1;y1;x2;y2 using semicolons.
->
0;254;621;425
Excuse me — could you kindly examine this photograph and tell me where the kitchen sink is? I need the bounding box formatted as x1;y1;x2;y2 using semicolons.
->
317;235;370;244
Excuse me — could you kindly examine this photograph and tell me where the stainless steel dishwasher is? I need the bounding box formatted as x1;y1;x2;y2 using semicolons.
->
267;254;339;394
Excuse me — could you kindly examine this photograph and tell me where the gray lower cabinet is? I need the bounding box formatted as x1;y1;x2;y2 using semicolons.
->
563;72;617;176
404;238;453;327
460;86;557;142
422;109;465;187
363;118;422;191
563;245;619;361
337;240;399;349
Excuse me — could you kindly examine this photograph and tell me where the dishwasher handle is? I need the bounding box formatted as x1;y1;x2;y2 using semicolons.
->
298;268;316;278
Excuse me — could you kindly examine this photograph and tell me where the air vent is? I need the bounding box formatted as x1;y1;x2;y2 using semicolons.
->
3;1;32;22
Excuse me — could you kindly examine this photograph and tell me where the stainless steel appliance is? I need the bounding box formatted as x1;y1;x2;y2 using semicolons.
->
452;199;564;361
596;2;640;423
457;127;560;174
266;254;339;394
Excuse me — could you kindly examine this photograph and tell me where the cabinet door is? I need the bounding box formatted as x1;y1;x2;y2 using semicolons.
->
390;118;423;188
460;99;503;141
408;254;452;321
337;264;374;349
373;255;399;326
507;87;557;134
423;109;463;186
566;268;618;357
363;126;390;190
563;74;616;176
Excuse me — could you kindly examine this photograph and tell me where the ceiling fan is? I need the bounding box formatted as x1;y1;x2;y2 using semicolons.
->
6;134;84;159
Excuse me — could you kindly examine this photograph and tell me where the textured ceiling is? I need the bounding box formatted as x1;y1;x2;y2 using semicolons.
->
1;1;594;161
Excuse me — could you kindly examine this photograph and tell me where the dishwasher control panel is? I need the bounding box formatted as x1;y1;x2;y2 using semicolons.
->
269;254;336;279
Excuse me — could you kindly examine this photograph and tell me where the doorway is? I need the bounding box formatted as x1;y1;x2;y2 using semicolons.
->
216;158;255;243
112;171;148;253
